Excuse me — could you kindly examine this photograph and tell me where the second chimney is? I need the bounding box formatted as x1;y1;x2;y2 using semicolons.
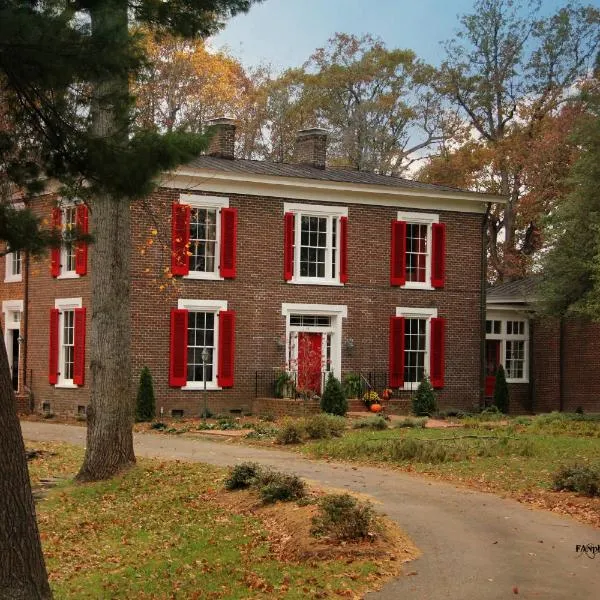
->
206;117;236;159
294;128;328;169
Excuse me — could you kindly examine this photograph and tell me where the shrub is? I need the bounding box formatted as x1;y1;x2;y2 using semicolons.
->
352;416;388;430
305;414;346;439
411;377;437;416
311;494;378;540
320;373;348;416
135;366;156;422
395;416;427;429
493;365;509;414
258;470;306;504
225;462;262;490
552;464;600;496
275;418;305;444
342;373;362;399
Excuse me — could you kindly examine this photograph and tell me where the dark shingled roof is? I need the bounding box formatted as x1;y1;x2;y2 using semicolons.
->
184;155;489;196
487;276;540;303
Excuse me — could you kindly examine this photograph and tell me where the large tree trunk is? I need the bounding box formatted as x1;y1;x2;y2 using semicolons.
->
0;333;52;599
77;0;135;481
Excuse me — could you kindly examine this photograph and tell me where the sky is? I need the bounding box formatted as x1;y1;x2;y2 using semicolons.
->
211;0;590;72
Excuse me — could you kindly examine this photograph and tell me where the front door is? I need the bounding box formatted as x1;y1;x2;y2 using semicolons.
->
10;330;19;390
485;340;501;397
297;332;323;395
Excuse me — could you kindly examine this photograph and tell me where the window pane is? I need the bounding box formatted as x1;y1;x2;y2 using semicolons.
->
190;208;218;273
186;310;216;383
62;310;75;380
404;318;427;383
506;340;525;379
406;224;428;283
299;215;330;279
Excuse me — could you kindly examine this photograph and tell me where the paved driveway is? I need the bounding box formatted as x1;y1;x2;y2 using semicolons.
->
21;421;599;599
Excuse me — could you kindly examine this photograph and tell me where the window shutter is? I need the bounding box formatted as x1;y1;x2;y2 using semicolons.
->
75;204;89;276
49;308;59;384
389;316;405;388
219;207;237;279
169;309;188;387
50;208;61;278
283;212;295;281
430;317;445;389
73;308;86;385
171;203;190;276
217;310;235;388
431;222;446;288
339;216;348;283
390;220;406;286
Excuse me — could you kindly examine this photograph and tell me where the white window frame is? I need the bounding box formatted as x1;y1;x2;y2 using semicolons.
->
282;303;347;381
178;298;228;390
54;297;82;388
397;211;439;291
180;194;229;281
57;200;80;280
284;202;348;286
485;310;529;383
4;250;22;283
395;306;438;390
2;300;23;390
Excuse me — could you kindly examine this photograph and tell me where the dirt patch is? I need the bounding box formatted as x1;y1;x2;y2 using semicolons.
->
208;487;420;569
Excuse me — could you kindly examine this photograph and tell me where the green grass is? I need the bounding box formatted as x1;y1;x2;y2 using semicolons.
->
298;421;600;494
28;443;385;599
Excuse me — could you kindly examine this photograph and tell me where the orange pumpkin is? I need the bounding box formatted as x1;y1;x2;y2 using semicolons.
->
370;403;382;413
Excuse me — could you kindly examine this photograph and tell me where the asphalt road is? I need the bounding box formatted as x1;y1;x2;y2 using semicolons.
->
21;421;599;599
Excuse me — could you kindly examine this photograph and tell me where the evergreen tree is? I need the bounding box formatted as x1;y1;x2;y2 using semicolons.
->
493;364;509;414
136;366;156;422
412;376;437;416
320;373;348;416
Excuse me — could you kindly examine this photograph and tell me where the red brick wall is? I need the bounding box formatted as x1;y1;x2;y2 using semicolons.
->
529;317;561;413
129;187;485;418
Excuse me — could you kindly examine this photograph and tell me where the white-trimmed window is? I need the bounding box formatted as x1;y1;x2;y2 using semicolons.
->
284;203;348;286
4;250;22;282
2;300;23;391
54;297;82;387
485;313;529;383
397;211;439;290
178;299;227;390
182;195;229;280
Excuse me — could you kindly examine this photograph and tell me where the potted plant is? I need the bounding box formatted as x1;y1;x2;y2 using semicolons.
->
363;390;380;410
275;370;295;398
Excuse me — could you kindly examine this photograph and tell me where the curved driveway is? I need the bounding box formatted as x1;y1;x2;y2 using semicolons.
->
21;421;599;599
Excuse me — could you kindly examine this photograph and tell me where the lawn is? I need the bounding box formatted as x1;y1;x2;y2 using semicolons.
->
27;442;415;599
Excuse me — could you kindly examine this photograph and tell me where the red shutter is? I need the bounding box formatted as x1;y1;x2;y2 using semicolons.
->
169;309;188;387
48;308;59;384
283;212;295;281
339;216;348;283
171;203;190;276
390;220;406;286
389;316;405;388
73;307;86;385
220;207;237;279
431;222;446;288
75;204;89;276
50;208;61;277
430;317;445;389
217;310;235;388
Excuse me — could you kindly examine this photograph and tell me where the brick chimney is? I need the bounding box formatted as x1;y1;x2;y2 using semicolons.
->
294;128;329;169
206;117;236;159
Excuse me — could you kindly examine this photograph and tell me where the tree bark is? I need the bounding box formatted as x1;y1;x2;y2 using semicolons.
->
77;0;135;481
0;332;52;599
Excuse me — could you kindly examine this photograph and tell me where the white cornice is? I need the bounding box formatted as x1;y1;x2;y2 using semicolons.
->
160;168;505;214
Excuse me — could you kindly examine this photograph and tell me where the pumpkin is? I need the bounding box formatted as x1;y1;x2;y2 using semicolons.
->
370;403;382;413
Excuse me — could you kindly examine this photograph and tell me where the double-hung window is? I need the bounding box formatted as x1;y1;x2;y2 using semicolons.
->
391;211;445;289
283;203;348;285
50;202;89;278
4;249;22;282
485;314;529;382
49;298;86;387
171;195;237;280
169;299;236;390
389;307;445;390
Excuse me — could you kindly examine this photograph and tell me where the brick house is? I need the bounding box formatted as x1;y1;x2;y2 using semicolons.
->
486;277;600;414
2;120;500;417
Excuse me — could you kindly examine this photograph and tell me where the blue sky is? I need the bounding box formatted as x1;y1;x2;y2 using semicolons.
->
211;0;590;71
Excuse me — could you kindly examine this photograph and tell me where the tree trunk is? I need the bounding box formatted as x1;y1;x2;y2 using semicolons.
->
0;333;52;599
77;0;135;481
